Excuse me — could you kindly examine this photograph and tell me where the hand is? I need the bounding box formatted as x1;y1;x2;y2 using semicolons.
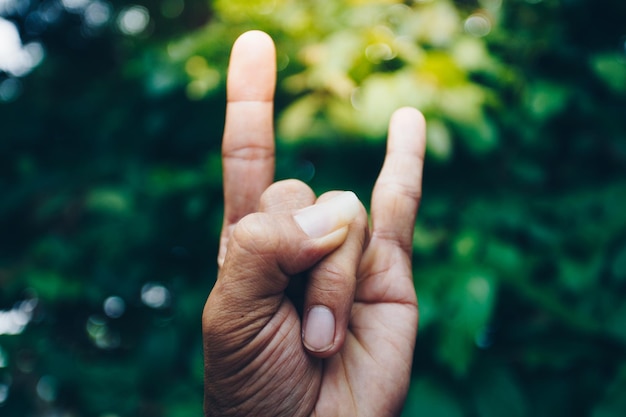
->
202;31;426;417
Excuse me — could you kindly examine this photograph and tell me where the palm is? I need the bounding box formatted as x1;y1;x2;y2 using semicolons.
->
206;31;425;417
315;241;417;416
230;239;417;417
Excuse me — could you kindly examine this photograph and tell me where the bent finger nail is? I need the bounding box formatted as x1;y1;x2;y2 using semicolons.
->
303;305;335;352
293;192;360;238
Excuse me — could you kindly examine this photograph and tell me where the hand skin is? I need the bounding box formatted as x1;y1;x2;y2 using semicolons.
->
202;31;427;417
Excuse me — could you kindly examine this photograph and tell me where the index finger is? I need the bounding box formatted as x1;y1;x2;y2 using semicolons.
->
219;31;277;266
370;107;426;255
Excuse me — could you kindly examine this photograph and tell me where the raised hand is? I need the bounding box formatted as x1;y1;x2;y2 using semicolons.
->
203;31;426;417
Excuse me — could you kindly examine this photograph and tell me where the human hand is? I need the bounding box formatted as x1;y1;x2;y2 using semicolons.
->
202;31;426;417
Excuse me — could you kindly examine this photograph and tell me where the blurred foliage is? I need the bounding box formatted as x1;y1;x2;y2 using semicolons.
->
1;0;626;416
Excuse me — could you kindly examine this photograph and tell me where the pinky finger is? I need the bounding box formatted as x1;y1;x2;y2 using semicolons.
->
370;107;426;255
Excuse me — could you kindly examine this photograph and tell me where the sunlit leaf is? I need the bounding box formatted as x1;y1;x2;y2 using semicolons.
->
86;188;132;215
24;270;82;302
591;53;626;94
278;94;323;141
524;81;570;121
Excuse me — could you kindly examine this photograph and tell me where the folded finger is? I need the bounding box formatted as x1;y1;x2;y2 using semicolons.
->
301;191;368;357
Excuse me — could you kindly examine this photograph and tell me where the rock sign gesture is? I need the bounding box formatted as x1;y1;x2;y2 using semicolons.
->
202;31;427;417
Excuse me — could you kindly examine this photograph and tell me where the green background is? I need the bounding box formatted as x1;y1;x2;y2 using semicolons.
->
1;0;626;415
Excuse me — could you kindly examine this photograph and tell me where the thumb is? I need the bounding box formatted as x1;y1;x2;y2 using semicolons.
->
203;192;361;346
224;191;361;290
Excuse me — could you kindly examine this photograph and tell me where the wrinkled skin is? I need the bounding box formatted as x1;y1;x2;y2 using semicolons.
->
203;31;427;417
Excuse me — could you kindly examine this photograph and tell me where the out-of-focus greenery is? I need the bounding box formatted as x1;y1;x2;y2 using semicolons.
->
1;0;625;415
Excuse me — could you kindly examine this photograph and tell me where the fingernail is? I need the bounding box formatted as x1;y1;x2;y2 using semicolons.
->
293;192;360;238
303;306;335;352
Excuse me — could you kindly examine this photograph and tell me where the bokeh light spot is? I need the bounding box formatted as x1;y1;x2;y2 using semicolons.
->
464;13;491;38
277;52;290;71
40;1;64;24
0;298;37;335
84;1;112;28
141;283;171;309
117;5;149;36
86;315;106;338
61;0;90;12
0;77;22;102
185;55;209;77
103;296;126;319
365;42;395;63
0;17;45;77
86;315;120;349
0;0;20;15
350;87;363;110
0;384;8;404
36;375;57;402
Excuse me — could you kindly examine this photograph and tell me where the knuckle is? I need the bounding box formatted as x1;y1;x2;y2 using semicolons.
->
260;179;315;212
267;178;309;193
311;262;353;293
222;143;274;162
378;179;422;203
355;201;369;227
230;213;278;257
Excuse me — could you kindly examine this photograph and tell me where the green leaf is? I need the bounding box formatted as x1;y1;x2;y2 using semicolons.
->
591;53;626;94
472;367;528;417
402;379;463;417
25;270;82;302
437;270;498;376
